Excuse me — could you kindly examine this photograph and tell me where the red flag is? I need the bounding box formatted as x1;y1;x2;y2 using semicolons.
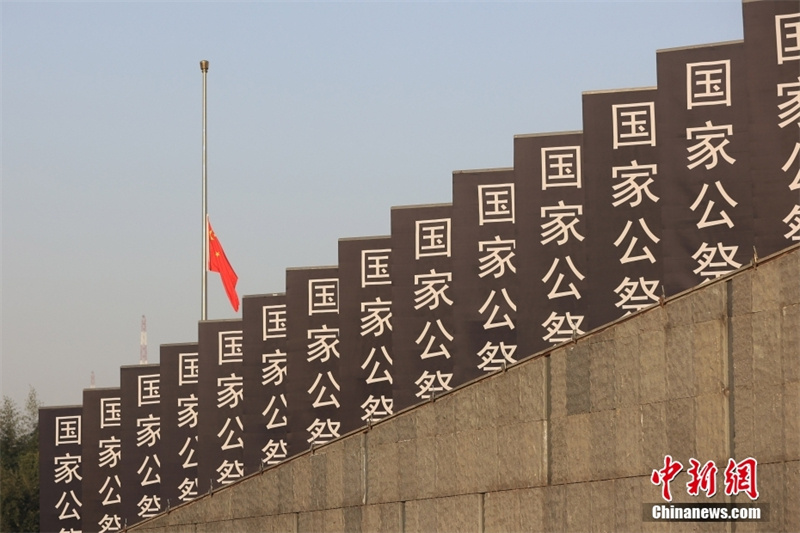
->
207;218;239;312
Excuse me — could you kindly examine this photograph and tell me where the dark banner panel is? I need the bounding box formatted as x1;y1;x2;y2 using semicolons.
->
82;388;122;533
744;1;800;254
452;169;518;384
120;364;161;527
391;204;456;411
514;133;588;357
197;320;245;493
658;42;754;295
160;343;199;507
339;237;394;433
243;294;289;471
583;88;662;329
40;406;83;533
285;267;342;454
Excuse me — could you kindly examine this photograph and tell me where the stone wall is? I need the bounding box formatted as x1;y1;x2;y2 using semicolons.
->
130;245;799;533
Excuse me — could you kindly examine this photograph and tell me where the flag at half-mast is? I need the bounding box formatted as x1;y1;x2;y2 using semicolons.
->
208;217;239;312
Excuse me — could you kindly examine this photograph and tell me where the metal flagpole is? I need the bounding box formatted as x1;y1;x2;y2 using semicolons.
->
201;59;209;321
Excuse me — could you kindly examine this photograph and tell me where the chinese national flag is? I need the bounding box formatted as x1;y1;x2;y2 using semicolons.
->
208;218;239;312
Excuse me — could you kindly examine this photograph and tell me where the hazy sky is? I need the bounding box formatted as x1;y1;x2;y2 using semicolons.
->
2;1;744;408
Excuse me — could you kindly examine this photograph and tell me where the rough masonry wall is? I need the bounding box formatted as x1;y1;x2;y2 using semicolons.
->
130;245;799;533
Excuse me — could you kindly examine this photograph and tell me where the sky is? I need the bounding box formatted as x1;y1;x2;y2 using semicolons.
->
2;1;745;408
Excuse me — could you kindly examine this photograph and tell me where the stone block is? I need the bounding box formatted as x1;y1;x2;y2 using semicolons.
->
782;305;800;385
566;344;591;416
361;502;401;533
434;434;458;497
435;394;457;436
730;269;752;317
590;480;615;533
397;439;418;501
550;416;568;485
639;329;667;404
731;314;754;388
786;461;800;533
692;280;726;324
549;349;568;420
291;453;312;512
590;339;617;412
590;410;616;480
693;319;726;393
323;440;345;510
752;310;783;388
665;324;695;400
542;485;566;533
615;406;644;477
613;476;644;533
752;258;782;313
733;382;756;459
342;506;363;533
368;417;397;445
436;494;480;533
404;498;436;533
492;368;522;427
778;250;800;307
666;293;693;327
518;356;547;422
666;396;697;459
310;452;328;510
565;482;592;532
484;490;520;533
202;487;232;523
641;401;667;469
567;413;592;483
786;381;800;461
694;392;730;465
753;386;784;463
415;436;437;500
342;434;364;508
395;410;417;442
368;441;398;504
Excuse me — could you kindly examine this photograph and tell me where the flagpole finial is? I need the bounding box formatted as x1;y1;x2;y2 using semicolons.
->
200;60;209;72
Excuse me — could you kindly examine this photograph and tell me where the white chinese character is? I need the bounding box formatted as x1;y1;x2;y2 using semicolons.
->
98;437;121;469
54;454;82;484
361;249;392;287
415;319;454;360
692;242;742;279
262;439;288;465
137;374;160;406
540;201;584;246
413;270;454;310
136;415;160;448
361;346;393;384
687;60;731;109
776;13;800;65
98;513;122;533
262;304;287;339
100;398;121;428
178;478;198;501
778;77;800;128
414;370;453;399
218;331;243;364
360;298;393;337
216;416;244;450
307;371;341;409
542;312;585;344
309;278;339;315
307;325;340;363
478;183;515;225
179;353;199;385
98;475;121;506
783;142;800;190
476;342;517;372
360;395;394;422
136;455;160;486
306;418;341;445
542;256;585;300
177;394;199;428
687;121;736;170
477;289;517;330
541;146;582;189
55;490;82;520
613;102;656;148
611;160;659;207
178;436;198;469
415;218;451;259
783;205;800;240
613;218;660;264
478;236;516;279
216;374;244;409
136;494;161;518
55;415;81;446
262;350;287;386
690;181;738;229
614;277;660;314
262;394;288;429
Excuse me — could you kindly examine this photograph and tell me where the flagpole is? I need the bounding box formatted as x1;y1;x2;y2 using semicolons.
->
201;59;209;321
